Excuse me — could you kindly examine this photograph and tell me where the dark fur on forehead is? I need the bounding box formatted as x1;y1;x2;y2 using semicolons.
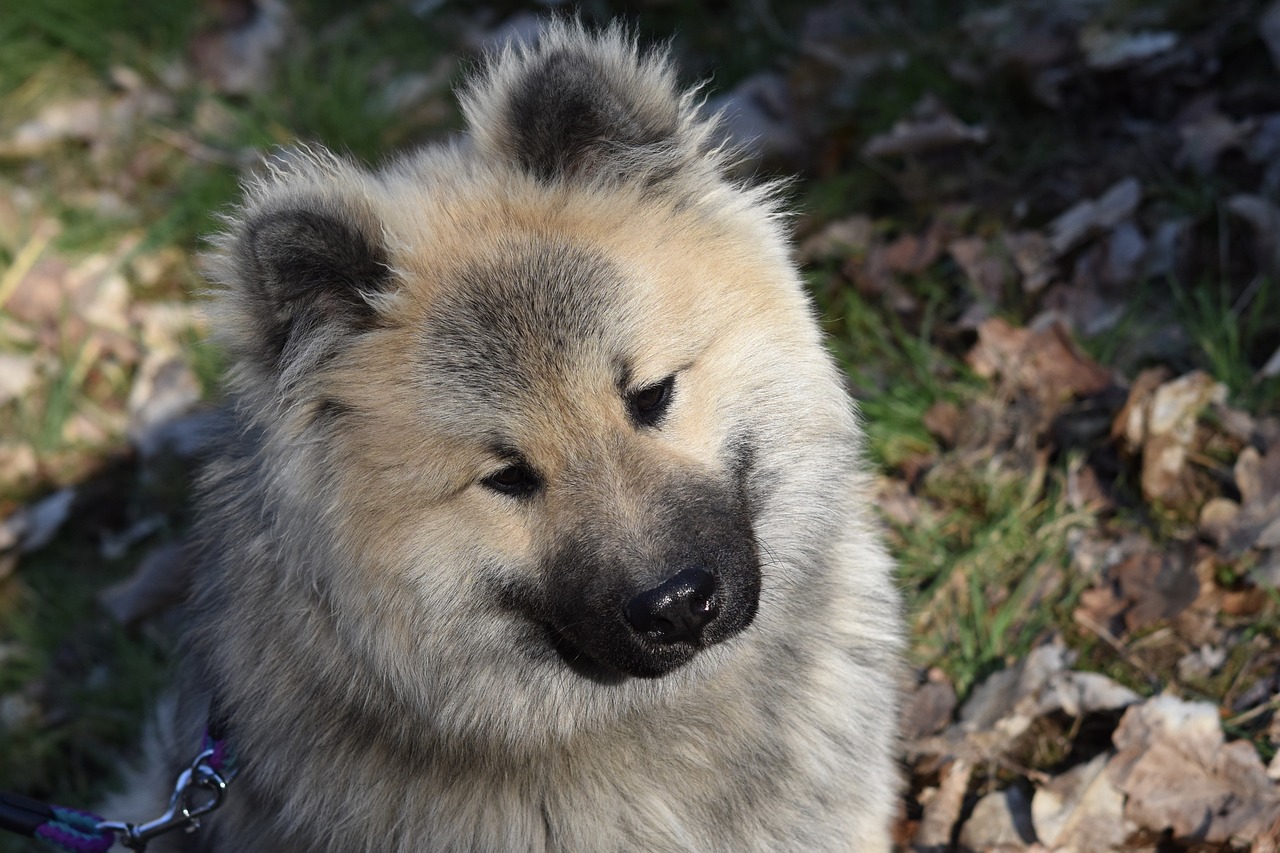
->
421;238;621;414
462;20;723;187
230;203;390;372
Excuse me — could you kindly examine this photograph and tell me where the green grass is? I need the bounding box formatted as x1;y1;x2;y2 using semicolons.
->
1173;276;1280;411
0;533;171;806
896;459;1093;694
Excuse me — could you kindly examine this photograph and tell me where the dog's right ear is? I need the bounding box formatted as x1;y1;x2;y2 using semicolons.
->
215;194;392;383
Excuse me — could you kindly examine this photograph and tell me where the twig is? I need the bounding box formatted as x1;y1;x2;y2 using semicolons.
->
149;126;241;166
1224;694;1280;729
0;220;58;310
1075;611;1160;686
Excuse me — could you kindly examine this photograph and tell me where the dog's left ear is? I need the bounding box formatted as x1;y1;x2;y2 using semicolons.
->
462;21;714;185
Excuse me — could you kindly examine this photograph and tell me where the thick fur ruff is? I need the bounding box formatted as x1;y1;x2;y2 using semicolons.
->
116;21;903;852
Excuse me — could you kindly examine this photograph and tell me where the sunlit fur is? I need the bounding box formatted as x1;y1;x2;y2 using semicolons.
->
111;21;903;852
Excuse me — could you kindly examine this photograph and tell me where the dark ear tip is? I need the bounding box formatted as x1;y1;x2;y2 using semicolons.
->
238;207;389;302
229;203;391;367
465;22;699;185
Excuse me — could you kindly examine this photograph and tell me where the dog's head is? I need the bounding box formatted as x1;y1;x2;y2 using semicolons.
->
207;22;856;744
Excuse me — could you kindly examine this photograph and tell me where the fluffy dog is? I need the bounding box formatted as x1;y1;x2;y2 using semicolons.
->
123;21;903;852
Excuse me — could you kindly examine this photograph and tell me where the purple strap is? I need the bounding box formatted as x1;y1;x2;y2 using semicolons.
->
33;806;113;853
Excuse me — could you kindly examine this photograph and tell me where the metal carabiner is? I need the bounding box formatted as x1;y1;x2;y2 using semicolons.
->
97;749;228;851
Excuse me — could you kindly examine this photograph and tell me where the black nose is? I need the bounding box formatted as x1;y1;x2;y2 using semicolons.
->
624;567;719;644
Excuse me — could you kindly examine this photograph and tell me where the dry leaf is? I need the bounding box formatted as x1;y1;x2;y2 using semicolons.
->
1031;752;1130;852
1177;97;1255;175
799;215;874;263
1080;28;1178;70
1262;345;1280;380
0;353;38;405
1003;231;1054;293
966;318;1113;406
0;489;75;555
1204;445;1280;556
922;400;962;447
948;237;1007;300
915;758;973;847
1109;695;1280;842
1047;178;1142;256
1073;550;1199;637
1262;0;1280;71
904;669;958;739
98;540;190;627
959;786;1036;850
862;96;989;158
1114;370;1228;508
960;640;1139;740
127;352;203;458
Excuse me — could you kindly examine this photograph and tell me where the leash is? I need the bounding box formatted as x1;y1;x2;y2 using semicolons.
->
0;727;236;852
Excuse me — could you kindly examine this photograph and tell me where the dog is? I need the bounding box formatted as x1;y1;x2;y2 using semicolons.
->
117;20;903;851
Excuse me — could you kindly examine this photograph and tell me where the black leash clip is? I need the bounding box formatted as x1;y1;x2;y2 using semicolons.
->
97;748;228;851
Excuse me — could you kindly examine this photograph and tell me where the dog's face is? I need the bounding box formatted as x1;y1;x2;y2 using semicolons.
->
413;235;764;681
210;23;848;743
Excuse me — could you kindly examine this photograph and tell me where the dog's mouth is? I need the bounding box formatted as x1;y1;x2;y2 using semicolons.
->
544;626;630;684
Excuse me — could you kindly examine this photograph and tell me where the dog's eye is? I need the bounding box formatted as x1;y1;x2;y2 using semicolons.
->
628;374;675;427
482;463;541;499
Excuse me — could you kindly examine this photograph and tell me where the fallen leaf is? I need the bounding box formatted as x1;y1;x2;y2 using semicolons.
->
1135;371;1227;508
862;95;989;158
1254;551;1280;589
1262;345;1280;380
1144;218;1190;279
0;353;38;405
1031;752;1130;852
960;639;1140;738
882;231;943;276
1080;28;1178;70
1262;0;1280;71
948;237;1006;301
799;215;875;263
0;444;38;493
1199;497;1240;546
1112;367;1171;451
1003;231;1055;293
904;669;958;739
709;73;804;166
922;400;962;447
126;352;203;458
1102;220;1147;287
0;98;107;156
0;489;75;555
915;758;973;847
1217;445;1280;554
98;540;190;627
1074;549;1199;637
1176;645;1227;681
959;785;1036;850
1108;695;1280;842
966;317;1113;407
1177;98;1255;175
1047;178;1142;257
